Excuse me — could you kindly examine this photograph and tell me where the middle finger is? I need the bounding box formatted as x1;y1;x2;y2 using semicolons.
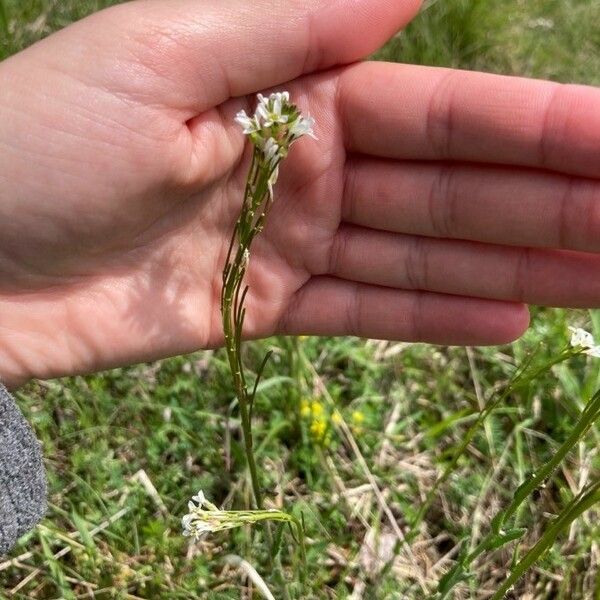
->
343;158;600;253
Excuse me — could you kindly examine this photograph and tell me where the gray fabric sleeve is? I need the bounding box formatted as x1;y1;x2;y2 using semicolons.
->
0;384;47;555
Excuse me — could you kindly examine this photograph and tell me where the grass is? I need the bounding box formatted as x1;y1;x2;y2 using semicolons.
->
1;0;600;598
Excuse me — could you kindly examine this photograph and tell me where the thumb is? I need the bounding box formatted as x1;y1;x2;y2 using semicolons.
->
21;0;423;116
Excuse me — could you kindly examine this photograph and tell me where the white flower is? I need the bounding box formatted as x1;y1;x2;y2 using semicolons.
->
528;17;554;30
235;92;315;149
568;326;600;357
234;110;260;135
261;137;284;169
181;490;224;540
256;92;290;128
182;512;214;539
182;490;298;543
234;91;315;198
288;115;316;141
272;91;290;105
191;490;206;506
262;137;278;160
267;166;280;199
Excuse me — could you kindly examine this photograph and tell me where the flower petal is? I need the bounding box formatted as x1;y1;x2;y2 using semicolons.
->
569;326;596;349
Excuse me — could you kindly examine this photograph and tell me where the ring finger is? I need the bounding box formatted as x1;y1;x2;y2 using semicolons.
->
327;224;600;307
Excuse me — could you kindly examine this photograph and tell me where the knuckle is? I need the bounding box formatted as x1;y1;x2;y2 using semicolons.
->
405;236;428;290
426;71;459;159
429;165;459;238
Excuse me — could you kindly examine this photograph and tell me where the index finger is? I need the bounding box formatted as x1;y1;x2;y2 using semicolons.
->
340;62;600;178
14;0;422;117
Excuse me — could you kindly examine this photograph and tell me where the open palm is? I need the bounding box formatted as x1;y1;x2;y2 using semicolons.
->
1;0;599;386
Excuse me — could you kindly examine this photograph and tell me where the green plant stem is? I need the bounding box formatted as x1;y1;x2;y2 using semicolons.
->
436;388;600;599
490;479;600;600
220;149;298;599
221;148;275;511
222;255;263;510
0;0;8;36
285;336;303;439
500;389;600;527
412;347;578;533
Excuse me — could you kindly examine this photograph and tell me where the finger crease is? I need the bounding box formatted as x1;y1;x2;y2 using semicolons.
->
538;84;563;169
406;237;427;290
512;248;532;303
327;228;349;276
341;159;358;224
429;164;458;238
426;71;459;160
557;176;575;249
345;281;362;337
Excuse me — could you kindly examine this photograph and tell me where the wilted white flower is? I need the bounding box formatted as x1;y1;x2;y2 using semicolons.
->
528;17;554;30
191;489;210;507
568;326;600;357
182;489;229;539
267;167;280;199
262;137;281;168
182;489;297;542
241;248;250;271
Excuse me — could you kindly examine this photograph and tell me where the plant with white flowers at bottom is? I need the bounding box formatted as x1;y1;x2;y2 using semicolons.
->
220;92;315;516
184;94;313;593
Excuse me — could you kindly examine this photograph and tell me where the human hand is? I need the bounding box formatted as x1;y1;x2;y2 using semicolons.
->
0;0;599;386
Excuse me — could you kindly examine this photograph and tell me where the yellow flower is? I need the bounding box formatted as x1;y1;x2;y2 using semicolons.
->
310;400;324;416
310;418;327;440
331;410;343;425
350;410;365;435
300;400;312;418
351;411;365;425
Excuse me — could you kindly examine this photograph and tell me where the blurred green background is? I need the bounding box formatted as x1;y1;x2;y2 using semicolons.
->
0;1;599;598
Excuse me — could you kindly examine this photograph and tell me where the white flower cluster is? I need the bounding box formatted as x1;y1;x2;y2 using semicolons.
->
182;490;240;540
235;91;316;172
181;489;285;541
181;490;218;539
568;326;600;357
